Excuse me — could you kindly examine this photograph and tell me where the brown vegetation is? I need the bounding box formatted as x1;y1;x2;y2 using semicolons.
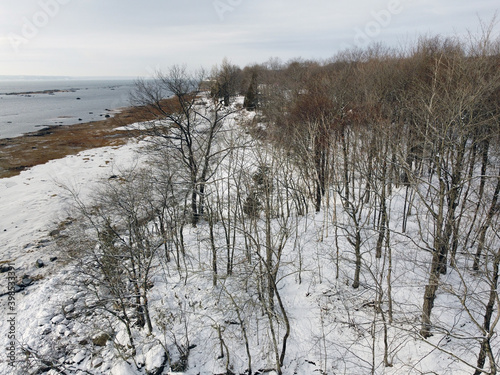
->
0;97;180;179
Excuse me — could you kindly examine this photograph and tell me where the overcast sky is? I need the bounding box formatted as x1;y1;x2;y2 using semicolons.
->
0;0;498;78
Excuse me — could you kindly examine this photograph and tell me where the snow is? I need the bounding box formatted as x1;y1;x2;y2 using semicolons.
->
0;97;494;374
0;137;148;375
110;361;137;375
145;345;167;372
0;140;144;272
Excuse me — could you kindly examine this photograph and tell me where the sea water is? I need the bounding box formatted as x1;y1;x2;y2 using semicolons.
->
0;79;136;139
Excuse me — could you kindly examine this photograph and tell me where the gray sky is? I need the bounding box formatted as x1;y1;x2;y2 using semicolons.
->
0;0;498;77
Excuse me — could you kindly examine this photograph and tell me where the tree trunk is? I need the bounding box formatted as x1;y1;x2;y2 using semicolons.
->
209;214;218;286
466;138;490;253
191;189;199;226
352;230;362;289
421;271;439;338
376;158;388;259
474;167;500;271
475;247;500;374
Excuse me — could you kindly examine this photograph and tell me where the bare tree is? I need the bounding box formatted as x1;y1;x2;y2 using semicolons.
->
131;65;239;225
210;57;242;106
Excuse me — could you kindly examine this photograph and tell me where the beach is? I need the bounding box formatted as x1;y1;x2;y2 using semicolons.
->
0;104;152;179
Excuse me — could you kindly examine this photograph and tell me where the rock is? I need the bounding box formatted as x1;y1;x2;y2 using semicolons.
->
92;333;111;347
72;291;86;300
14;285;23;293
145;345;167;375
49;229;60;237
20;277;33;287
110;362;136;375
0;265;13;273
55;325;68;335
51;315;65;325
36;259;45;268
36;239;51;248
72;350;86;365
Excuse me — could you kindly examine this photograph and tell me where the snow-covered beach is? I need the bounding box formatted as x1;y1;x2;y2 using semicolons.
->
0;137;149;374
0;140;144;269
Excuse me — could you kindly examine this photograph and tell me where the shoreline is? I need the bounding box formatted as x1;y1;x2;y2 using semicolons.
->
0;104;153;179
3;89;77;96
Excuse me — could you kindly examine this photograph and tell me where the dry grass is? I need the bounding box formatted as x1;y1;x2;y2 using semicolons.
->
0;95;199;179
0;104;159;179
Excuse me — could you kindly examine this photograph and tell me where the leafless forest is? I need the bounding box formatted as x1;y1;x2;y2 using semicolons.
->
23;31;500;375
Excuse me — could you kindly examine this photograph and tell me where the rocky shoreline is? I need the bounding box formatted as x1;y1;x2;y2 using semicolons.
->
0;104;152;179
2;88;77;96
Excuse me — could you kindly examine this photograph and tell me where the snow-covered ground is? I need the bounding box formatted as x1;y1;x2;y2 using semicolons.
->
0;141;145;271
0;138;149;374
0;98;494;375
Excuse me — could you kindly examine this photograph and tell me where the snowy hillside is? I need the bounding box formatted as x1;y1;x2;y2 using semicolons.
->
0;92;497;375
2;37;500;375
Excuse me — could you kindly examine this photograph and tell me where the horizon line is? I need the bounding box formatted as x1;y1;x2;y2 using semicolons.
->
0;75;142;81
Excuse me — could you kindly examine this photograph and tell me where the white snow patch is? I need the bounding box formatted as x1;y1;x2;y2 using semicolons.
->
110;361;137;375
145;345;166;372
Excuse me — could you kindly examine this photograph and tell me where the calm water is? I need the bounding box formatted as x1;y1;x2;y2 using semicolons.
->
0;79;136;139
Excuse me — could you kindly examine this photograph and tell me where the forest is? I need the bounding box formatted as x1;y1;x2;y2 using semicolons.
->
20;30;500;375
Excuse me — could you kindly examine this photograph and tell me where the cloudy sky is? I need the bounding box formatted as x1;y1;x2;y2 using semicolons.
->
0;0;498;78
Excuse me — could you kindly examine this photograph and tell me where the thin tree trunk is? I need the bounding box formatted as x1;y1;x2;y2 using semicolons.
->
474;167;500;271
376;157;388;259
465;139;490;251
209;214;218;286
352;230;362;289
475;247;500;374
451;139;477;263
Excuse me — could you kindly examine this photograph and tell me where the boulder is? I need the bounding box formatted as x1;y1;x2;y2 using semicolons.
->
0;265;13;273
20;276;33;287
49;229;60;237
51;315;65;325
92;333;111;347
145;345;168;375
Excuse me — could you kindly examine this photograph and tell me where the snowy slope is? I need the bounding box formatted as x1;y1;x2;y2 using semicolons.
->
0;98;493;375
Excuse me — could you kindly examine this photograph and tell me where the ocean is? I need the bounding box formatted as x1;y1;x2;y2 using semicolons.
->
0;79;136;139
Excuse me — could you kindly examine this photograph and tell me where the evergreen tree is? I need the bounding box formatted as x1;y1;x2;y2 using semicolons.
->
244;71;258;111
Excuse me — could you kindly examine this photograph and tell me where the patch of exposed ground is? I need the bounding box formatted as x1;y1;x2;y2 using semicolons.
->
0;100;177;179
